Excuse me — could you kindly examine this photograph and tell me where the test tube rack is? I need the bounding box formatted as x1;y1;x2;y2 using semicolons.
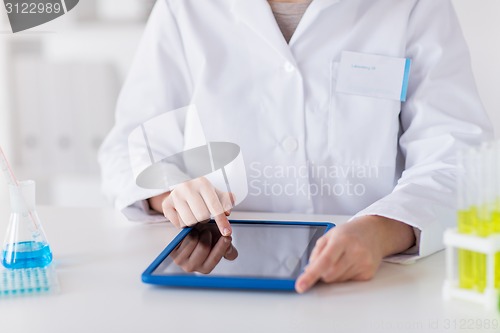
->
443;229;500;310
442;142;500;310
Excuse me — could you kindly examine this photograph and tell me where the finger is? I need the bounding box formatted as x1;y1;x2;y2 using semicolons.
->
200;185;226;217
295;241;343;293
201;236;232;273
214;213;232;236
184;230;212;272
162;199;181;228
165;208;182;228
185;191;211;222
198;186;232;235
309;236;328;263
295;256;328;293
173;195;198;227
217;190;235;213
222;193;235;216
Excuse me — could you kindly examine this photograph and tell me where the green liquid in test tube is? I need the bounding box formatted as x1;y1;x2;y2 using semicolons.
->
494;209;500;288
457;209;474;289
459;142;500;295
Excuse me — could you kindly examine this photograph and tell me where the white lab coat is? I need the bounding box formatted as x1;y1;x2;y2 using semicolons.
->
98;0;493;263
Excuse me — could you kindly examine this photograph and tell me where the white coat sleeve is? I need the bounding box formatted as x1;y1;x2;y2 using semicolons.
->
350;0;494;263
98;0;192;222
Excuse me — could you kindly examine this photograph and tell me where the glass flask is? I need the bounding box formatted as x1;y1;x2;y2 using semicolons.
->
2;180;53;269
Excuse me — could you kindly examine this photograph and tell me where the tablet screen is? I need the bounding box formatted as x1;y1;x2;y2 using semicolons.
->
151;222;327;279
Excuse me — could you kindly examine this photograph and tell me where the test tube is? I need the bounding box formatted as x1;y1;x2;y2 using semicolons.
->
494;141;500;287
459;142;500;292
476;143;495;292
457;150;470;289
478;143;494;236
494;140;500;233
457;148;475;289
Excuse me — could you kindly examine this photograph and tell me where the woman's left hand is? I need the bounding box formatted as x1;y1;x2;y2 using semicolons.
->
295;215;415;293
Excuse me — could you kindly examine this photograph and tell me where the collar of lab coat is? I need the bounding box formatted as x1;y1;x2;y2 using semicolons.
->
231;0;342;63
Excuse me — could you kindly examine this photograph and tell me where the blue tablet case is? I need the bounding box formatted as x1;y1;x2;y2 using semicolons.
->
142;220;335;291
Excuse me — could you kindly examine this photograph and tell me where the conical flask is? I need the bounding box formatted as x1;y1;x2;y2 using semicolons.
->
2;180;53;269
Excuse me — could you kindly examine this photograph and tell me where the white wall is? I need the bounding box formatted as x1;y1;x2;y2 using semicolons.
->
0;3;146;208
453;0;500;137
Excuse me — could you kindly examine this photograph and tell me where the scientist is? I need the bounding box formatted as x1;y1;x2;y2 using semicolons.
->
99;0;492;293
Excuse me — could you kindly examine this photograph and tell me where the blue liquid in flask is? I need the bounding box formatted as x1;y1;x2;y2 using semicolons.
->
2;180;54;270
2;241;53;269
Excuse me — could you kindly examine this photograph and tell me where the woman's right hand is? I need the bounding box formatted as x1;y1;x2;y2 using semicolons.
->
149;177;234;236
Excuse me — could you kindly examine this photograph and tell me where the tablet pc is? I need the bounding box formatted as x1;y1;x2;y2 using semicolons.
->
142;220;335;291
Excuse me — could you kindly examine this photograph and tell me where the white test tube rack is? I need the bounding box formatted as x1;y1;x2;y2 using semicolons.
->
443;228;500;310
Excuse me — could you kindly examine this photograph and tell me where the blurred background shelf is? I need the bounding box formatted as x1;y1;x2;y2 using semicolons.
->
0;0;152;207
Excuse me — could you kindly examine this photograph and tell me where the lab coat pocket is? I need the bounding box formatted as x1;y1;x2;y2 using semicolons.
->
329;60;401;165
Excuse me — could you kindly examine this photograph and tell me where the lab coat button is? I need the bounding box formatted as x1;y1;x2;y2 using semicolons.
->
282;137;298;153
283;62;295;73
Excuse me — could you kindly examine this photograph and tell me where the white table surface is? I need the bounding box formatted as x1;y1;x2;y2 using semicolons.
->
0;206;499;333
